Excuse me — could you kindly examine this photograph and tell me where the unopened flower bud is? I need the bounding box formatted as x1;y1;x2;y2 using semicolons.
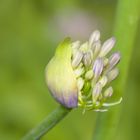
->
85;70;93;80
89;30;100;46
46;38;78;108
99;37;116;57
107;68;119;82
93;58;104;80
104;87;113;98
92;83;102;103
72;50;83;68
77;78;84;91
45;30;121;111
83;52;92;66
108;52;121;71
92;41;101;58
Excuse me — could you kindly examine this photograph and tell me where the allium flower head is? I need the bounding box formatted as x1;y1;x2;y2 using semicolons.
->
45;30;122;111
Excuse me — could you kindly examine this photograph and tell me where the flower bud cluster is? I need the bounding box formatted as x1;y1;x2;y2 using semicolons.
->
46;30;122;111
71;30;121;111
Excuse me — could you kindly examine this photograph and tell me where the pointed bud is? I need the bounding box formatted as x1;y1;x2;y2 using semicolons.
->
108;52;121;71
92;83;102;103
45;38;78;108
93;58;104;80
104;87;113;98
107;68;119;82
72;50;83;68
99;37;116;57
87;49;93;60
89;30;100;46
83;52;92;66
77;78;84;91
92;41;101;58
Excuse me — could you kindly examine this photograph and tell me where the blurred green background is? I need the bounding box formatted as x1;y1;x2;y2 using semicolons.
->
0;0;140;140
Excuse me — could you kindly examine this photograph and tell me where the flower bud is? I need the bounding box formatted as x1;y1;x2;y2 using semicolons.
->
104;87;113;98
89;30;100;46
72;50;83;68
92;41;101;58
108;52;121;71
77;78;84;91
45;30;121;111
92;83;102;103
93;58;104;80
45;38;78;108
99;37;116;57
107;68;119;82
85;70;93;80
83;52;92;66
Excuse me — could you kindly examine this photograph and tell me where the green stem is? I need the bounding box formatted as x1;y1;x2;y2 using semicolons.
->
22;105;71;140
93;0;140;140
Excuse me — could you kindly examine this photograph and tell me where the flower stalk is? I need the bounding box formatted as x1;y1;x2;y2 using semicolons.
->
22;105;71;140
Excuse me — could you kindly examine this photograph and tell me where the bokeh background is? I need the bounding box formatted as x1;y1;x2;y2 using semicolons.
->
0;0;140;140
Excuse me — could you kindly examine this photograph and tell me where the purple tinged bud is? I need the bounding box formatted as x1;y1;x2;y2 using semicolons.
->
89;30;100;46
46;31;121;110
108;52;121;71
107;68;119;82
99;37;116;57
93;58;104;80
92;83;102;103
46;38;78;108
